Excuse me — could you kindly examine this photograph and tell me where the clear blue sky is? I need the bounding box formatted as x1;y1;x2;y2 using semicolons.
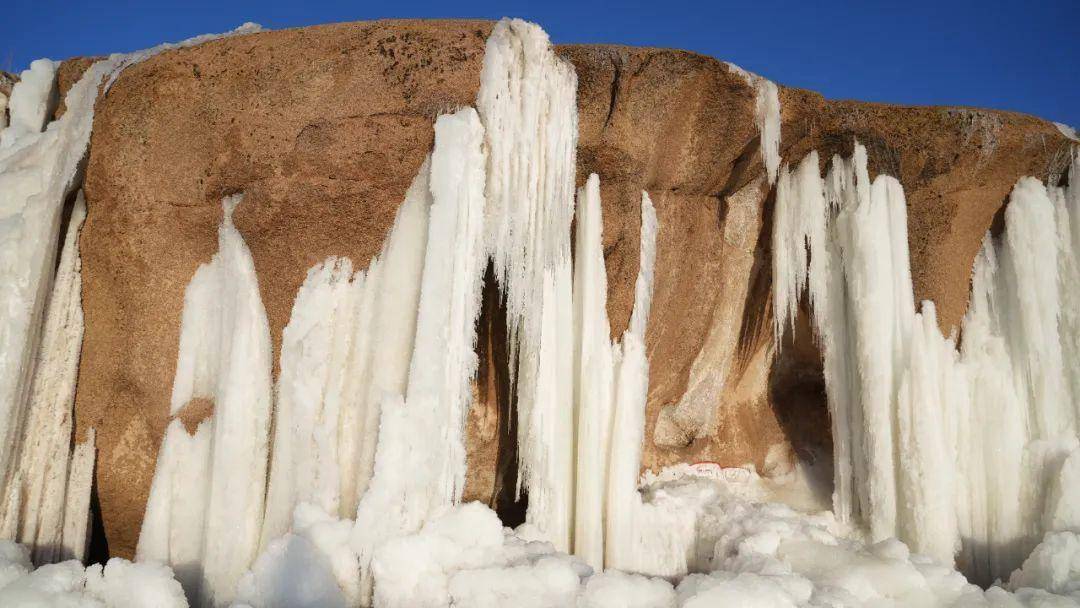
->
4;0;1079;127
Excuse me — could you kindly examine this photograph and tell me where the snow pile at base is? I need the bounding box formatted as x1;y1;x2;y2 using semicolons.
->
0;540;188;607
230;468;1080;608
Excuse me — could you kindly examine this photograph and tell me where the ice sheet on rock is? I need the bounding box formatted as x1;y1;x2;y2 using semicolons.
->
139;194;272;608
5;192;88;564
61;430;95;564
477;18;578;551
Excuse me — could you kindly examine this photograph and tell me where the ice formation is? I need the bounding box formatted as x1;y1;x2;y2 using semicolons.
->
773;142;1080;584
477;18;579;552
138;193;274;607
1;11;1078;608
7;193;94;563
727;62;782;184
0;23;262;568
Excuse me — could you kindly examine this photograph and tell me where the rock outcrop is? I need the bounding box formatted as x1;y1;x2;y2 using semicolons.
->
66;19;1074;557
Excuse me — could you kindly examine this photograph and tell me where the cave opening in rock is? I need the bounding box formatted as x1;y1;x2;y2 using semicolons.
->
469;261;528;528
767;298;835;508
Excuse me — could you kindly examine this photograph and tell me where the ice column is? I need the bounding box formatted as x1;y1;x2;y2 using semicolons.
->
572;174;615;569
351;107;487;604
604;192;658;571
138;194;274;608
773;141;1080;580
477;17;579;553
6;194;93;564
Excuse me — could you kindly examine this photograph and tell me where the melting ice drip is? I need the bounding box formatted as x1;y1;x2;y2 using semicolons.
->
773;144;1080;583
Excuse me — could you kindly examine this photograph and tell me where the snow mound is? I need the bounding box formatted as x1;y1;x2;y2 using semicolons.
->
0;540;188;607
231;469;1080;607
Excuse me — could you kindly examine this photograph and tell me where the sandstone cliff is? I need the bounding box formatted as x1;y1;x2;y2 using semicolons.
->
63;19;1074;558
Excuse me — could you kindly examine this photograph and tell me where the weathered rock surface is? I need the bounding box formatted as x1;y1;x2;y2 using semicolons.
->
68;20;1074;557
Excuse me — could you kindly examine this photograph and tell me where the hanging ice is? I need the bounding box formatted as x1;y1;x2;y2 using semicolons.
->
477;18;579;553
5;193;95;564
772;140;1080;581
138;193;274;608
726;63;781;184
572;174;616;570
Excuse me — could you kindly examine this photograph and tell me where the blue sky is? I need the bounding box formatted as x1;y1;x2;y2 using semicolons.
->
5;0;1079;127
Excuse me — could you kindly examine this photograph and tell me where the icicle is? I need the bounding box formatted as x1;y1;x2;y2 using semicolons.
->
351;107;487;604
261;258;361;548
138;193;273;607
605;192;658;571
775;139;1080;582
477;18;578;551
138;419;212;600
347;157;433;514
726;63;781;184
572;174;615;570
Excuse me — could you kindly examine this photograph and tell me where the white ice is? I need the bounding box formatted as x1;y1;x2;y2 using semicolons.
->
138;194;274;608
772;141;1080;584
0;540;188;607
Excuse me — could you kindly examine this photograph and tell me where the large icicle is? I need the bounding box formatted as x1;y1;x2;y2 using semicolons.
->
477;17;579;553
261;258;365;548
351;107;487;605
138;194;273;608
345;157;432;516
572;174;615;570
604;192;658;572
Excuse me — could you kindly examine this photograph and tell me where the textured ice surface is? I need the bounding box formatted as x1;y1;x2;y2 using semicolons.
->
0;540;188;607
0;15;1067;608
773;142;1080;583
477;18;579;552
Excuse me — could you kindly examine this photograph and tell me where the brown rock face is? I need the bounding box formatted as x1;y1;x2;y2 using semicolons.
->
72;20;1074;557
